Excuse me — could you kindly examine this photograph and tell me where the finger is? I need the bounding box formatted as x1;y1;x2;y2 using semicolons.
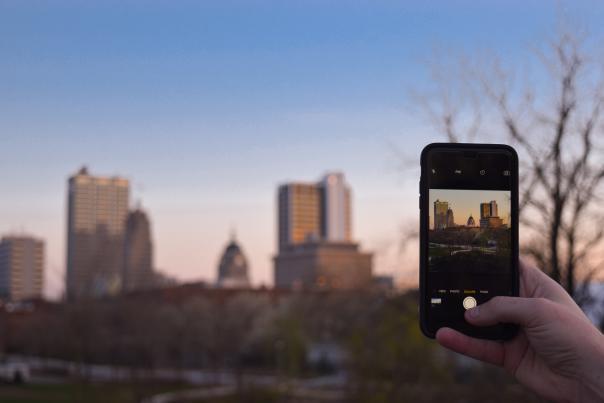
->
436;327;504;366
464;296;548;327
519;258;561;298
519;258;585;318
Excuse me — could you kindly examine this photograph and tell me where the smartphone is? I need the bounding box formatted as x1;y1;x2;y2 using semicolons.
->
419;143;519;340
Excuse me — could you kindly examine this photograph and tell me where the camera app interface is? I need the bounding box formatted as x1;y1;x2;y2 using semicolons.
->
426;152;513;333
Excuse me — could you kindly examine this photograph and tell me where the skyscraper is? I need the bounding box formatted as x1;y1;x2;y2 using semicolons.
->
0;236;44;301
433;200;449;229
123;208;154;292
318;172;352;242
66;166;129;299
278;172;353;251
278;183;321;252
446;208;455;228
490;200;499;218
479;200;502;228
275;172;372;290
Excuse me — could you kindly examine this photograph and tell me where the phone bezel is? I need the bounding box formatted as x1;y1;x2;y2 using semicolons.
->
419;142;520;340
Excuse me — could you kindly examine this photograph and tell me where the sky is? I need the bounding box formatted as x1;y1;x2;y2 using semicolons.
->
1;1;604;299
429;190;511;230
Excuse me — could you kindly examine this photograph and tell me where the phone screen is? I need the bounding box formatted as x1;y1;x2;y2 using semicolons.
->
421;146;518;339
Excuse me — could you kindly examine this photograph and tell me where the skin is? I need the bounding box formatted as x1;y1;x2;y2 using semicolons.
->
436;259;604;403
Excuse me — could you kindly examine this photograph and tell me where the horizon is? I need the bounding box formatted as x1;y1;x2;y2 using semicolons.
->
2;1;604;299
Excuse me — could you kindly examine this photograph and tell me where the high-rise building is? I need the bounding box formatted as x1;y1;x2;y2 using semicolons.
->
479;200;502;228
216;234;250;288
446;208;455;228
275;172;372;290
481;216;504;229
274;242;372;290
278;183;321;252
0;236;44;301
123;208;154;292
433;200;449;229
318;173;352;242
66;166;129;299
480;201;499;219
490;200;498;218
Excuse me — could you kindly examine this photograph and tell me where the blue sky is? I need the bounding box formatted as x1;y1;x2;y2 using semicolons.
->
1;0;603;298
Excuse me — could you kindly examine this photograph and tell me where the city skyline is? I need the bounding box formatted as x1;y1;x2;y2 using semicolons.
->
2;2;603;299
429;190;511;231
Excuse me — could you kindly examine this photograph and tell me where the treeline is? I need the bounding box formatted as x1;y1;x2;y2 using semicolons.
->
5;290;538;402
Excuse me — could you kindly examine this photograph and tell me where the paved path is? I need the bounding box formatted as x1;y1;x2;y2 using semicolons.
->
141;375;348;403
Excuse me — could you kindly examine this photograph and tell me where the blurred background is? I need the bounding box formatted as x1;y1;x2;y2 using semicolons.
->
1;1;604;402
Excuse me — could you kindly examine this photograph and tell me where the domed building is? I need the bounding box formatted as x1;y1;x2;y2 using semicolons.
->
467;215;476;227
216;235;251;288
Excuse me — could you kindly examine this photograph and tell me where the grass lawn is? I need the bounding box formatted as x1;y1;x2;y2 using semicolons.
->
0;381;191;403
181;388;281;403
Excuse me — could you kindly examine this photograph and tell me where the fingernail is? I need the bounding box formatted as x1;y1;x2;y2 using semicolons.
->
467;306;480;319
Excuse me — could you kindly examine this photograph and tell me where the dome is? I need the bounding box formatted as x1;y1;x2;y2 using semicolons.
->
467;215;476;227
216;237;250;288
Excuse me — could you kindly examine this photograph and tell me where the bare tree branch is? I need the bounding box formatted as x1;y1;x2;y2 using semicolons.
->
411;26;604;301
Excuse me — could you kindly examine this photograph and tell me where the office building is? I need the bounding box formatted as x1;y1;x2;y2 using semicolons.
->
446;208;455;228
274;241;372;290
481;216;504;228
318;173;352;242
278;183;321;252
275;172;372;290
66;166;129;299
479;200;503;228
0;236;44;301
490;200;498;218
123;208;154;292
216;235;251;288
480;201;499;219
433;200;449;230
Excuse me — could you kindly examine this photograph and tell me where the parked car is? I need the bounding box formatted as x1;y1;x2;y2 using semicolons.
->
0;358;30;384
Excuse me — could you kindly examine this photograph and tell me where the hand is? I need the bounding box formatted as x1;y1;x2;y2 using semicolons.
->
436;259;604;403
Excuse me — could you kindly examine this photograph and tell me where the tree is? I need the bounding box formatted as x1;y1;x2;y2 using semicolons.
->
415;28;604;301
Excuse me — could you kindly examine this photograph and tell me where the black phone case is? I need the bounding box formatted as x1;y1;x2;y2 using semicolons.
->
419;143;519;340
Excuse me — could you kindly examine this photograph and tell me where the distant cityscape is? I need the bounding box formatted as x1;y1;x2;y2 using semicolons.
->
0;167;385;303
433;199;507;231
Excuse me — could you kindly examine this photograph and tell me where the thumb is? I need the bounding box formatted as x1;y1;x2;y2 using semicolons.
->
465;296;550;327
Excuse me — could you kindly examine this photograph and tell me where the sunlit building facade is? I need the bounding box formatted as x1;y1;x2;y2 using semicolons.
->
319;172;352;242
275;172;372;290
433;199;449;230
66;166;129;299
278;183;321;252
479;200;502;229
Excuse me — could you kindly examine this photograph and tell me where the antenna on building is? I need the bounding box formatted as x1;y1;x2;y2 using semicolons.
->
229;225;237;242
